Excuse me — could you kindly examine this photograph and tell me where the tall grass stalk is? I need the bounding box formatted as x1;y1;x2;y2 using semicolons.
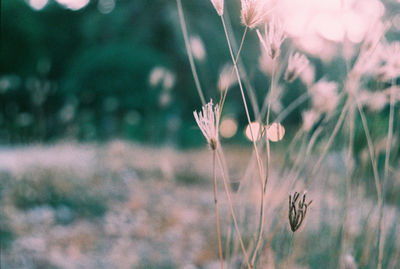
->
378;81;396;269
176;0;206;105
340;97;355;268
220;18;267;268
216;148;252;268
354;95;383;269
219;19;248;117
213;150;224;269
250;58;277;266
223;11;261;119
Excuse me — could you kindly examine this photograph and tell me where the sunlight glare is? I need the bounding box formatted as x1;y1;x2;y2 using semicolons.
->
276;0;385;58
28;0;48;10
220;117;238;139
55;0;89;10
266;123;285;142
245;122;263;142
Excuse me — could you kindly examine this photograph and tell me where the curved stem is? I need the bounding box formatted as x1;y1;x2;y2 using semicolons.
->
176;0;206;105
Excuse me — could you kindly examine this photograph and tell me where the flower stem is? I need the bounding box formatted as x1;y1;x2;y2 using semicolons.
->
213;149;224;269
216;148;252;268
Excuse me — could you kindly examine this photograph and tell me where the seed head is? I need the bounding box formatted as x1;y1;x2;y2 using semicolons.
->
288;191;312;232
210;0;224;16
285;52;309;82
193;100;220;150
241;0;274;29
257;17;286;59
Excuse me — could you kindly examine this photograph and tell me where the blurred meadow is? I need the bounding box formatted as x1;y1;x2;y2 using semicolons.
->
1;0;400;268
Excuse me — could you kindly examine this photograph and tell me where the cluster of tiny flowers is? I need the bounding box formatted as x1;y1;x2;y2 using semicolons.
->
284;52;309;82
193;100;220;150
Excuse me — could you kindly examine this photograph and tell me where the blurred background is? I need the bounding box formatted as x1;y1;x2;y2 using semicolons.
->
1;0;400;268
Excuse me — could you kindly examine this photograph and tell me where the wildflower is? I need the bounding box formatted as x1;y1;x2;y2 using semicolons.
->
240;0;275;29
209;0;224;16
193;100;220;150
288;191;312;232
284;52;309;82
257;17;286;59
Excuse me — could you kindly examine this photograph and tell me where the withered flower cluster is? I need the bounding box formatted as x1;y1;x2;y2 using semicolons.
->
288;191;312;232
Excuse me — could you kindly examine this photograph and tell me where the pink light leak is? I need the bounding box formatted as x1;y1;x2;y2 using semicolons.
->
275;0;385;61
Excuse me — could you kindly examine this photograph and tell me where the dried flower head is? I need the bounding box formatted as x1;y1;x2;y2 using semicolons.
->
257;17;286;59
241;0;274;29
210;0;224;16
193;100;220;150
288;191;312;232
285;52;309;82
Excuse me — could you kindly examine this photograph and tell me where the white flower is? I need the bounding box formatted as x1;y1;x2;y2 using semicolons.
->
284;52;309;82
257;17;285;59
210;0;224;16
193;100;220;149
